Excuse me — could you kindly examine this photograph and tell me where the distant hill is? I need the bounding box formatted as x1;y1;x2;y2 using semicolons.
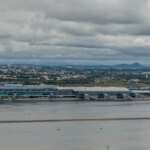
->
113;63;145;69
65;63;148;70
0;59;148;70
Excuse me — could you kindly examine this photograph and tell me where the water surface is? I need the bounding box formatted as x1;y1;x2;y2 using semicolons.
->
0;101;150;150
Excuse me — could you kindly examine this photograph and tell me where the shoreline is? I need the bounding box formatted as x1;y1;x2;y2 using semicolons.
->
0;97;150;103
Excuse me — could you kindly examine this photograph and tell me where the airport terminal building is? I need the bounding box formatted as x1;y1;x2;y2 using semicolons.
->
0;84;149;102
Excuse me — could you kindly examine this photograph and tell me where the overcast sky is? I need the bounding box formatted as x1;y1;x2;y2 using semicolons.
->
0;0;150;64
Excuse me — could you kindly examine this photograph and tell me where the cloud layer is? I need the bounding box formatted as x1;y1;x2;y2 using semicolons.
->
0;0;150;63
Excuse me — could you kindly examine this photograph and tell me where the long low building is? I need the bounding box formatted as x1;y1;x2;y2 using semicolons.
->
58;86;129;93
0;84;149;101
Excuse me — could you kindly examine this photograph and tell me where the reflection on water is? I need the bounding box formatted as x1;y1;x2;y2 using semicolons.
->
0;101;150;150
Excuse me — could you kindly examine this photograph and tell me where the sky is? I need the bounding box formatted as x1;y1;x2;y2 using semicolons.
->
0;0;150;65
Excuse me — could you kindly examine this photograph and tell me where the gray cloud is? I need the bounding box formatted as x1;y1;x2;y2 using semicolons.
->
0;0;150;63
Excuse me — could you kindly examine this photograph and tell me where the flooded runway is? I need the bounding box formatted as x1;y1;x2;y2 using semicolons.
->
0;101;150;150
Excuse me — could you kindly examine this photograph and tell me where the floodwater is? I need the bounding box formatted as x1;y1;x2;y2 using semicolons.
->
0;101;150;150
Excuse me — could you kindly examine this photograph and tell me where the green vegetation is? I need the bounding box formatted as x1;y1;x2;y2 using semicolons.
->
0;64;150;89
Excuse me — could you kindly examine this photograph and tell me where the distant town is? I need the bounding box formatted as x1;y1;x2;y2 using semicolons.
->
0;63;150;89
0;63;149;102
